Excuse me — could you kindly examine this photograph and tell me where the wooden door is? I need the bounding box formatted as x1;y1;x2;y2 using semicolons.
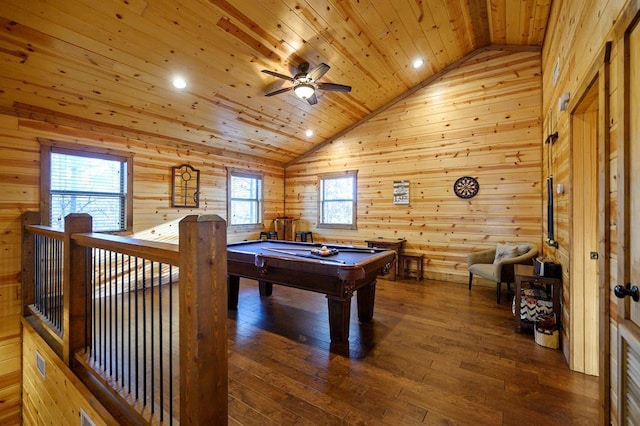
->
571;82;599;375
616;15;640;423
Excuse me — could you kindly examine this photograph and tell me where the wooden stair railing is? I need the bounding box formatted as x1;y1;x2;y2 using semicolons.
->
21;212;228;425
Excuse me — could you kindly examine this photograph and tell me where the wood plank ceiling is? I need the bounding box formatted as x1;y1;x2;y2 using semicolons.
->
0;0;551;166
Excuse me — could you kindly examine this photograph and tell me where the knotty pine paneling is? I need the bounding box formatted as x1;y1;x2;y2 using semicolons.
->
22;320;115;425
1;0;549;165
285;49;543;284
542;0;636;422
0;112;284;422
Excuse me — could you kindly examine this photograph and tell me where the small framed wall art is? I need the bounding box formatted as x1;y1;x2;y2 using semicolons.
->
172;164;200;208
393;180;410;205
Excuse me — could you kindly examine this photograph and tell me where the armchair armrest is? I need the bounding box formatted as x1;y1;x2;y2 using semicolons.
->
467;248;496;267
496;245;538;282
498;246;538;266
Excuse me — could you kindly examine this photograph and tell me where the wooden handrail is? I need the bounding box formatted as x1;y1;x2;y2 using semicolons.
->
24;224;65;240
72;232;180;266
23;225;180;266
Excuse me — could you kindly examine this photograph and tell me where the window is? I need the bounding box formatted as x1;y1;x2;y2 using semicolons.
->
318;171;357;229
40;142;133;233
228;169;263;227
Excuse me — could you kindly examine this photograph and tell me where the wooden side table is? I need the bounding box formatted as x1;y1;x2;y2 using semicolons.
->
514;265;561;333
365;238;406;280
401;253;424;280
274;217;297;241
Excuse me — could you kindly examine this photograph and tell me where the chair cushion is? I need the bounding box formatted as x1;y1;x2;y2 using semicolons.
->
469;263;499;281
493;243;520;264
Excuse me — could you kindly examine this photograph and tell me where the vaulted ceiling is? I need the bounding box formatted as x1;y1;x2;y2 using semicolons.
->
0;0;551;166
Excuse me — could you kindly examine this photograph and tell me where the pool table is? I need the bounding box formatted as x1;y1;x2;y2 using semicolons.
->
227;240;396;343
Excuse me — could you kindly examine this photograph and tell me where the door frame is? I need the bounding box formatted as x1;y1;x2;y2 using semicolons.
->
616;4;640;424
566;41;611;422
570;75;601;375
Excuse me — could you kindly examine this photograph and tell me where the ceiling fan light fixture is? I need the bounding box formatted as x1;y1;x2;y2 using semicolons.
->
294;83;315;99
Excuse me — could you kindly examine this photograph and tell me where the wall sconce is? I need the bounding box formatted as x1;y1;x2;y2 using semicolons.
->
556;183;564;194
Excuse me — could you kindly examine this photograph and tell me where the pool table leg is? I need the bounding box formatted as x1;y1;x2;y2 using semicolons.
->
227;275;239;310
258;280;273;296
326;295;351;343
356;280;376;322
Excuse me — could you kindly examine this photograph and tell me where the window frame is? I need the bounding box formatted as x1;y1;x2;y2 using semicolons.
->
317;170;358;230
39;140;134;233
227;168;264;229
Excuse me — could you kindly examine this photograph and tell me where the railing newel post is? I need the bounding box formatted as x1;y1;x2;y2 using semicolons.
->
179;214;228;425
22;211;41;314
63;213;93;365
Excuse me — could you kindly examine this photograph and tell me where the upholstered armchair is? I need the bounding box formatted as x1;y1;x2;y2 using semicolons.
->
467;243;538;303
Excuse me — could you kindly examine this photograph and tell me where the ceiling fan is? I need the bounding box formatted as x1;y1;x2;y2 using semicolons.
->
261;62;351;105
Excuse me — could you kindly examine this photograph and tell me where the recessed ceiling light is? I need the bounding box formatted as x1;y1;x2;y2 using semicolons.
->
172;76;187;89
412;58;424;69
305;129;314;138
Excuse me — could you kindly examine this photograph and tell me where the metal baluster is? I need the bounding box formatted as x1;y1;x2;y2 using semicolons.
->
127;254;132;393
108;250;113;376
158;262;163;421
134;256;140;401
150;261;155;415
142;259;147;406
119;254;124;387
100;248;104;370
169;265;173;425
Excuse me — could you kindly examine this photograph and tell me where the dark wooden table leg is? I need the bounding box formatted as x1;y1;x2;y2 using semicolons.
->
228;275;239;310
514;276;523;332
326;295;351;343
356;280;376;322
258;280;273;296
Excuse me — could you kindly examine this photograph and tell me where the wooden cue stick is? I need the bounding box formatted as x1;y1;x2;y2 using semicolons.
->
262;247;346;264
330;248;377;253
265;246;377;253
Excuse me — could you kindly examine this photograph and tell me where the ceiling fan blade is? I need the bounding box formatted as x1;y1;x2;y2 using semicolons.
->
307;63;330;81
261;69;295;81
317;82;351;93
265;86;293;97
306;93;318;105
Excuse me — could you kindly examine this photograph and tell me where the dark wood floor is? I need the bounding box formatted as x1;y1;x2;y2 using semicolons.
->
227;276;599;425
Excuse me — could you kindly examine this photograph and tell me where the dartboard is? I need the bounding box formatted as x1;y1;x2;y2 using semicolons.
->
453;176;479;199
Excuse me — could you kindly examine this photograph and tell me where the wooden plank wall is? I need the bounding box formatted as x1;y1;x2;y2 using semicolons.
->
285;49;543;284
21;320;116;425
1;2;634;422
541;0;633;422
0;113;284;422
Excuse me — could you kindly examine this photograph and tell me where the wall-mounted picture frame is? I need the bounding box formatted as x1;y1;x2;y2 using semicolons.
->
172;164;200;208
393;180;410;205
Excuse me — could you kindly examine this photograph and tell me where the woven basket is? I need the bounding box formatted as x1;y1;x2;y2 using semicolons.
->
534;314;559;349
534;327;559;349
